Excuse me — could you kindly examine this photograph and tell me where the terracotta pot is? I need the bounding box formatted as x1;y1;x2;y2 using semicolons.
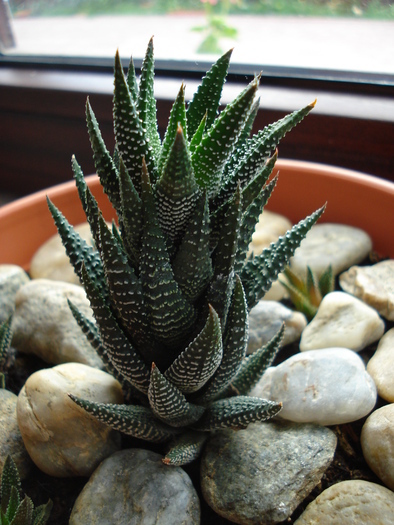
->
0;160;393;271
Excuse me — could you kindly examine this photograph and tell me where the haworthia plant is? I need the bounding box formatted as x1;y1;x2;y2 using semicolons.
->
48;38;324;466
0;455;52;525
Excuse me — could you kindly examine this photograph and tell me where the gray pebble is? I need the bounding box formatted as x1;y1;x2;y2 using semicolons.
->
248;300;307;354
201;421;337;525
69;448;200;525
0;388;32;479
0;265;30;323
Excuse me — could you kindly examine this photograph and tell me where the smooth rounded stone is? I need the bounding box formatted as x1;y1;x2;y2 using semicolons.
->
70;448;200;525
361;404;394;491
367;328;394;402
0;389;32;480
300;291;385;352
248;210;292;257
11;278;103;368
247;300;307;354
30;222;93;285
289;223;372;279
201;421;337;525
0;265;30;323
294;480;394;525
16;362;123;477
261;277;287;302
340;259;394;320
250;347;377;425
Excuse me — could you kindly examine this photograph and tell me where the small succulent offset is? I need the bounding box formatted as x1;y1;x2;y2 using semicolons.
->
0;456;52;525
48;38;324;466
280;265;334;320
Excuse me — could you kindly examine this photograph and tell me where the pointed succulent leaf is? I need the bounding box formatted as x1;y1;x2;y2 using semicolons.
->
67;300;144;401
86;98;121;213
235;173;279;272
46;197;108;297
306;266;322;305
186;48;232;139
189;111;207;155
211;184;242;279
97;215;153;354
5;486;20;522
171;192;213;302
165;305;222;393
137;37;161;169
318;264;334;297
69;394;177;442
113;50;154;191
241;150;278;211
139;164;196;350
32;501;53;525
241;205;325;310
1;456;21;515
126;55;138;103
155;125;200;250
193;396;282;431
163;431;209;466
158;83;187;174
191;75;260;197
148;364;205;427
81;264;151;394
195;276;248;403
279;276;318;320
232;324;285;395
0;316;12;372
9;495;34;525
118;158;143;268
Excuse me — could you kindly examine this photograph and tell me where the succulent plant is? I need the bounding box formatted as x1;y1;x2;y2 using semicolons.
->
0;455;52;525
48;38;324;466
280;265;334;320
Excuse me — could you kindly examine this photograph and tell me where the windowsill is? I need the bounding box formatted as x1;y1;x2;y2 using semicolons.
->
0;63;393;198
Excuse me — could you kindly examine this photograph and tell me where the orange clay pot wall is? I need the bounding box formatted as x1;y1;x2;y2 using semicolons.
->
0;160;393;271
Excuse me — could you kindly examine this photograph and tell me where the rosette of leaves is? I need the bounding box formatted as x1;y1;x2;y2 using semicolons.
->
48;38;324;466
0;456;52;525
280;265;334;320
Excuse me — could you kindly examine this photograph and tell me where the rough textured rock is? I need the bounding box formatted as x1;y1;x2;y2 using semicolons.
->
11;278;103;368
247;300;307;354
0;264;30;323
361;403;394;491
30;222;94;285
340;259;394;320
289;223;372;279
294;480;394;525
250;347;377;425
0;388;32;479
367;328;394;402
69;448;200;525
300;291;385;352
17;363;123;477
201;421;337;525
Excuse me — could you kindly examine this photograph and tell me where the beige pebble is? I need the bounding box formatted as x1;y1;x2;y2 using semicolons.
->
0;264;30;323
248;210;292;256
340;260;394;321
300;291;385;352
361;404;394;491
294;480;394;525
290;223;372;279
17;363;123;477
12;278;103;368
367;328;394;402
